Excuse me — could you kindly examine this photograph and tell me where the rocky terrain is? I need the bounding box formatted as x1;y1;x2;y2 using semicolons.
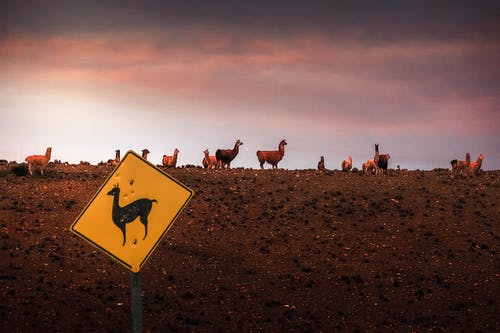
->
0;163;498;332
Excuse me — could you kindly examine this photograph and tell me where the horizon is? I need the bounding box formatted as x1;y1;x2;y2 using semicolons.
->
5;146;493;171
1;1;499;170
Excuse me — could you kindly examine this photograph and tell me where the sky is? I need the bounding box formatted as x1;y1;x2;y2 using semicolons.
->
1;1;499;170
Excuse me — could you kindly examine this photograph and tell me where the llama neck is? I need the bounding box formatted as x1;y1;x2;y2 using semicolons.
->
233;144;239;156
45;149;51;160
111;193;122;216
115;151;120;160
279;143;285;156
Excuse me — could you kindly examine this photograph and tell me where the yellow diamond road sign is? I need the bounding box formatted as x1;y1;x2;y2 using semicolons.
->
70;150;193;272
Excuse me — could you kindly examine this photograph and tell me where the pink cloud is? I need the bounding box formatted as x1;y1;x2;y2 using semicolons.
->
1;29;497;140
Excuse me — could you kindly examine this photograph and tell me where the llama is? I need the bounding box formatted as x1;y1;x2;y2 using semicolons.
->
107;184;157;246
363;158;377;174
141;149;150;160
107;149;120;166
202;149;217;169
451;153;470;175
318;156;325;171
467;153;484;176
256;139;287;169
342;156;353;172
162;148;179;168
216;139;243;169
25;147;52;176
374;144;390;174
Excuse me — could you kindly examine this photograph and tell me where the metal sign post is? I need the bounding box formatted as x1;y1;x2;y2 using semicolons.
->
131;272;143;333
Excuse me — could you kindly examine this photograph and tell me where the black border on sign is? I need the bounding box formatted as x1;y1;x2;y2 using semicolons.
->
69;150;194;272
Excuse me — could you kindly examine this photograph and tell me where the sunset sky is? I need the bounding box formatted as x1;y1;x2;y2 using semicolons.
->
1;1;499;170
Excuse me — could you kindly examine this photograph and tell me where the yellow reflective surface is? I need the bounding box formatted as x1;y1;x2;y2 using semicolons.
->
70;150;193;272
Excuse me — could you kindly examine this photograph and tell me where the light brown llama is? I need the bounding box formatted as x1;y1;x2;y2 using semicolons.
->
256;139;287;169
25;147;52;175
451;153;470;175
342;156;352;172
363;158;377;174
467;153;484;176
202;149;217;169
162;148;179;168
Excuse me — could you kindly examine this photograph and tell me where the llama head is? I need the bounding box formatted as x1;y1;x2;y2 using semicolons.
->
236;139;243;146
280;139;287;146
107;184;120;196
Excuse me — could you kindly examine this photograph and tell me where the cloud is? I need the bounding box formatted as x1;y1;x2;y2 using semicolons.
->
1;27;498;132
2;1;499;44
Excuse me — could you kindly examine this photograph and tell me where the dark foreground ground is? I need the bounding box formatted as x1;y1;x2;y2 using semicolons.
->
0;164;498;332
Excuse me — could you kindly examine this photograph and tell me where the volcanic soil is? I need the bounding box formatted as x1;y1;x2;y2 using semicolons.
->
0;164;498;332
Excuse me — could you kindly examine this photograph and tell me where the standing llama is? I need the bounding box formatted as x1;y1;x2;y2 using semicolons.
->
374;144;390;174
202;149;217;169
141;149;150;160
467;153;484;176
107;149;120;166
363;159;377;174
342;156;353;172
216;139;243;169
256;139;287;169
25;147;52;175
162;148;179;168
451;153;470;175
107;184;157;246
318;156;325;171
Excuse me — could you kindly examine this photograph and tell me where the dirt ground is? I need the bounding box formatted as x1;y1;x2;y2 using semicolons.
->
0;163;498;332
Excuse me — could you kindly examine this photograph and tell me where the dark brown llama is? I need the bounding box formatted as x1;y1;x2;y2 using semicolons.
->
216;139;243;168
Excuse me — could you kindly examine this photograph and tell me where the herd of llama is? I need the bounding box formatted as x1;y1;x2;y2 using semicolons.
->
21;140;485;176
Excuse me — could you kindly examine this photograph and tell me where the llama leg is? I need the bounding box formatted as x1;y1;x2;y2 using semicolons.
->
140;215;148;240
28;163;33;176
120;226;126;246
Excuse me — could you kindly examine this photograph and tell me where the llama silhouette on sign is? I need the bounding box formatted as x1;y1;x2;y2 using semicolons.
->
107;184;157;246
